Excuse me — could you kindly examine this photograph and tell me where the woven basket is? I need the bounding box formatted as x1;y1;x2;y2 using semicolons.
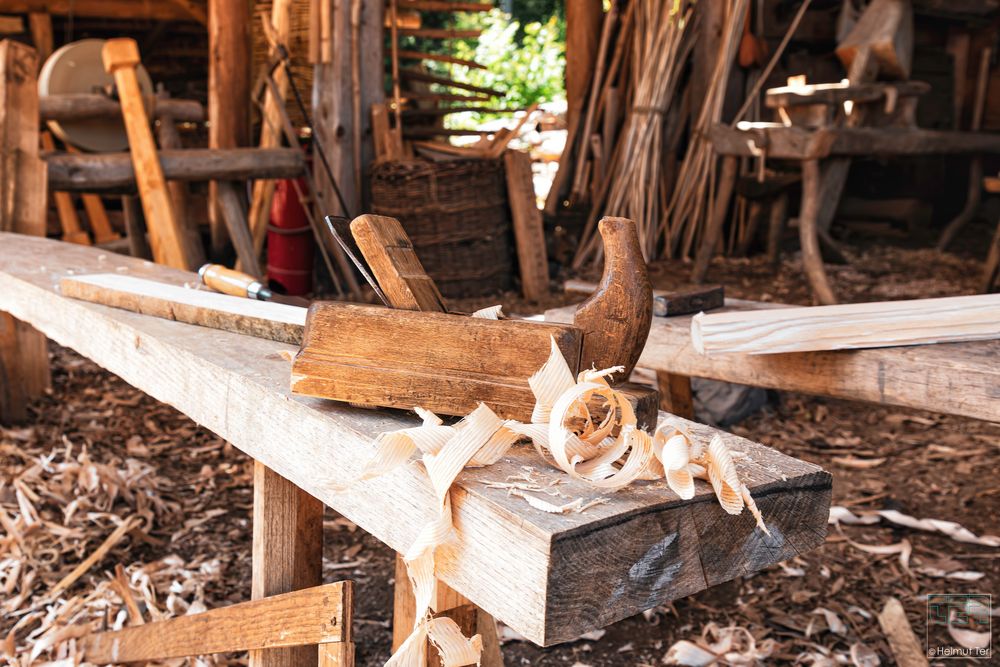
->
370;158;515;298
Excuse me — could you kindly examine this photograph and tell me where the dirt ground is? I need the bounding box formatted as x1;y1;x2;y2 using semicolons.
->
2;221;999;665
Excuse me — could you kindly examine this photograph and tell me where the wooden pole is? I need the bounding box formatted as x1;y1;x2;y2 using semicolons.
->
565;0;603;132
208;0;251;257
155;90;204;265
0;40;49;423
102;38;189;269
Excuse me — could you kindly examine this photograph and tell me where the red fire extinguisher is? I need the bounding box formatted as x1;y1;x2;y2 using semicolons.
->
267;177;313;296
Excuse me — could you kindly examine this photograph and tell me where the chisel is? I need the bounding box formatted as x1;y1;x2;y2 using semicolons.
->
198;264;310;307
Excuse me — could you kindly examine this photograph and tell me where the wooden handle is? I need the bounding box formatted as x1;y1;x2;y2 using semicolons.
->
199;264;265;299
350;214;447;312
101;37;141;71
572;216;652;381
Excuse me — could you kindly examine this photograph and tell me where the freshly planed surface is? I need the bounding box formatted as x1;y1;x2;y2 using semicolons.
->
0;235;831;645
547;300;1000;423
59;274;306;344
291;302;582;421
81;582;351;663
691;294;1000;355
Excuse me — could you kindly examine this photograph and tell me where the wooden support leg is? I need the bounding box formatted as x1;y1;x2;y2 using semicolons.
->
251;461;324;667
121;195;152;260
0;314;49;424
692;155;738;283
938;158;983;251
217;181;264;278
799;160;839;305
766;192;788;269
656;371;694;420
981;218;1000;293
392;554;504;667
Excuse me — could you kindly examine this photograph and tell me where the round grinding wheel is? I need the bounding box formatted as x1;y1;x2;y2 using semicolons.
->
39;39;154;152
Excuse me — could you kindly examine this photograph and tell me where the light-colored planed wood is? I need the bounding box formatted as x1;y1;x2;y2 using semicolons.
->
547;299;1000;423
691;294;1000;355
0;40;49;424
101;39;188;270
351;214;447;312
503;150;549;302
59;273;305;344
208;0;251;255
0;235;831;646
81;582;350;664
250;463;325;667
292;303;582;421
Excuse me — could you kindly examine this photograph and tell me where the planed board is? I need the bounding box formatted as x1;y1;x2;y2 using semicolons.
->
59;273;306;344
691;294;1000;355
291;302;582;420
0;234;831;645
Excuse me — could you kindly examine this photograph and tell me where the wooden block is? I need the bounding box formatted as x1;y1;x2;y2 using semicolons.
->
250;462;325;667
503;151;549;302
292;302;582;420
80;581;350;663
0;236;833;647
59;273;306;344
656;372;694;420
653;284;724;317
691;294;1000;355
351;214;447;312
613;381;659;432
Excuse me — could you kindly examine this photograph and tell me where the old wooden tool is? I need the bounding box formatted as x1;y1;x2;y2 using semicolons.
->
573;217;652;377
101;38;189;270
199;264;309;307
292;214;658;424
565;279;724;317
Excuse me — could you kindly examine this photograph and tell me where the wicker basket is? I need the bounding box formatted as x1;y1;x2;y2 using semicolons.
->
370;158;515;298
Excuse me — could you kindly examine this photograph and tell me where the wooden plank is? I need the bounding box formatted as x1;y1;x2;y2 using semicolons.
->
216;181;263;279
397;49;486;70
121;194;151;259
565;0;603;131
878;598;929;667
250;463;325;667
102;39;188;270
45;148;305;192
291;302;583;420
58;273;305;344
166;0;208;25
27;12;52;59
208;0;251;255
503;151;549;302
656;371;694;419
153;93;204;267
0;40;49;424
400;68;502;97
397;28;481;39
0;235;831;646
41;132;90;245
40;94;204;122
64;145;120;245
1;0;199;20
765;81;930;108
691;294;1000;355
547;300;1000;423
80;582;349;663
351;214;447;311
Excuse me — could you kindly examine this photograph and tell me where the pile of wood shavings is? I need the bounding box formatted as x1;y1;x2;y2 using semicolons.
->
1;348;251;665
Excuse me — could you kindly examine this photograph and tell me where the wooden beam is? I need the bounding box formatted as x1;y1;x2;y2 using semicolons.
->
166;0;208;25
154;92;204;267
0;235;831;647
80;582;349;663
0;0;199;20
503;151;549;302
59;273;305;344
208;0;251;256
27;12;52;60
0;40;49;424
399;0;492;11
40;94;204;123
250;464;326;667
216;181;263;279
546;300;1000;423
565;0;603;131
41;132;91;245
400;68;502;97
397;27;480;39
397;49;486;70
45;148;306;193
691;294;1000;355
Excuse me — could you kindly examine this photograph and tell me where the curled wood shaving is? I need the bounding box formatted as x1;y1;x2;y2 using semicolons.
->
829;506;1000;547
341;336;770;666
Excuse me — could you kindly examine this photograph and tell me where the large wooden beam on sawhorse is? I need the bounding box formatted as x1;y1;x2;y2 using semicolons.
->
0;40;49;424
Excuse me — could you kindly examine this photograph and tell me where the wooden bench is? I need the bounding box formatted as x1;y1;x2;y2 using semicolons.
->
548;300;999;424
0;234;832;664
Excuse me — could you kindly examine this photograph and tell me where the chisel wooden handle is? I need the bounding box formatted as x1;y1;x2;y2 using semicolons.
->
199;264;271;300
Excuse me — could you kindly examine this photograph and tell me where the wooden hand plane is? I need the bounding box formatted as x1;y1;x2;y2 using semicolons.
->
290;215;655;422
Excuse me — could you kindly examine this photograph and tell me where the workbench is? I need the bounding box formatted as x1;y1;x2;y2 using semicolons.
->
548;300;999;424
0;234;831;661
705;123;1000;305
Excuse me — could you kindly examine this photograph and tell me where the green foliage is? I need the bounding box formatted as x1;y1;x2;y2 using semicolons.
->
445;9;566;125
